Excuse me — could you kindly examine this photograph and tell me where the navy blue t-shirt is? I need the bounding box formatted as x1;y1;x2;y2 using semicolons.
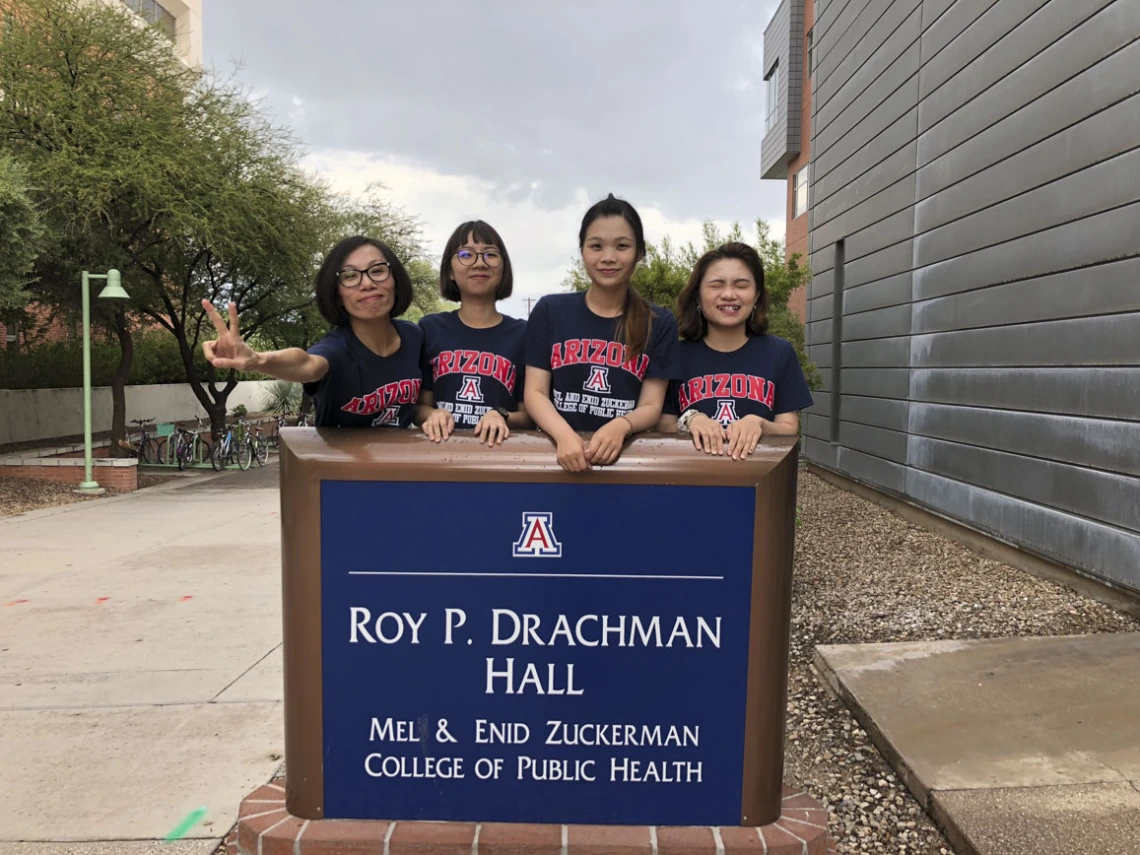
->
664;335;814;425
418;311;527;429
525;291;681;431
302;321;423;428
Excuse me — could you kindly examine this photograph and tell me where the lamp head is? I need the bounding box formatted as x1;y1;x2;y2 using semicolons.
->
97;269;129;300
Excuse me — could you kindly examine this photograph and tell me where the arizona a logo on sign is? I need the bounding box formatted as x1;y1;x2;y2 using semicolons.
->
512;512;562;558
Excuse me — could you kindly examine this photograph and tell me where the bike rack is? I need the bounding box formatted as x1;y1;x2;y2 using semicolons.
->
138;418;278;471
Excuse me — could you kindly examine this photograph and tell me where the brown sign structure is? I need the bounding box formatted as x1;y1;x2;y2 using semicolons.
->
279;429;800;827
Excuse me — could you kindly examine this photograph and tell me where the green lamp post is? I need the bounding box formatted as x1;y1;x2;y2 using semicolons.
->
77;269;130;494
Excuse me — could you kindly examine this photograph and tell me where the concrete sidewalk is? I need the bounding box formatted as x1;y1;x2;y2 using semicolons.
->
0;467;285;854
816;634;1140;855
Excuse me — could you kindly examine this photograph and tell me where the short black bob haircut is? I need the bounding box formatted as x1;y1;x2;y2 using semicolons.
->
439;220;514;302
315;236;413;327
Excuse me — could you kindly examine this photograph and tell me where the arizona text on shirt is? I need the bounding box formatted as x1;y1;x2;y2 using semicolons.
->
549;338;650;380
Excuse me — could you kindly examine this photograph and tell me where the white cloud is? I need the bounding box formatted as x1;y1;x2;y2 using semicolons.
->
303;150;783;321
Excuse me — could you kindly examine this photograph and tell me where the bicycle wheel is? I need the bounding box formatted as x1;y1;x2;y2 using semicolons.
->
138;437;155;465
255;437;269;465
211;439;226;471
238;439;253;470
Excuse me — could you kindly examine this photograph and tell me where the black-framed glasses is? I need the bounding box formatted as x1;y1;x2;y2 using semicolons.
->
454;248;503;267
337;263;391;287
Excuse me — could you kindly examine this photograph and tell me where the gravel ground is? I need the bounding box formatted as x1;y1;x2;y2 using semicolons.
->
0;476;103;517
786;471;1140;854
0;470;184;517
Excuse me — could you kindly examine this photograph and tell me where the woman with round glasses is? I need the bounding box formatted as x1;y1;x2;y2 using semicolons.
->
201;236;424;428
416;220;531;445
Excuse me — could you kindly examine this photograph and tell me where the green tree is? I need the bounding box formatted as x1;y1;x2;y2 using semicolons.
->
562;219;819;390
122;83;337;435
0;0;362;438
404;258;449;323
0;0;200;444
0;155;43;316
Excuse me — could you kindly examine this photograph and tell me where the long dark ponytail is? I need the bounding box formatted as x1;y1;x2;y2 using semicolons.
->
578;194;652;363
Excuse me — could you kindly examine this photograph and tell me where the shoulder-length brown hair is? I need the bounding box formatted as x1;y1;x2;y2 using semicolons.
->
675;242;768;340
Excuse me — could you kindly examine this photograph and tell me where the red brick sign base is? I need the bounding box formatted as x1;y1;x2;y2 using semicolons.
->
229;780;834;855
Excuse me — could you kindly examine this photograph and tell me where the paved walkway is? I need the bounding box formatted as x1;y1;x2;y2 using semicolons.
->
0;464;285;854
816;634;1140;855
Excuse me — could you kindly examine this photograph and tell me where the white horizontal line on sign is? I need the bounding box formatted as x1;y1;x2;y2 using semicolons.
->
347;571;724;581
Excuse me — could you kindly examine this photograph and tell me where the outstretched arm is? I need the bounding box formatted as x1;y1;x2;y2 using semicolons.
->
201;300;328;385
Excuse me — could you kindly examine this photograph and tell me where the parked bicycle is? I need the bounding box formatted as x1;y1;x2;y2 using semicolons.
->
119;418;163;464
246;419;270;467
267;413;289;450
170;415;209;471
211;418;253;471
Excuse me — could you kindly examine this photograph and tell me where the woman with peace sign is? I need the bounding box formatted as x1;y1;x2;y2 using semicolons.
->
201;236;424;428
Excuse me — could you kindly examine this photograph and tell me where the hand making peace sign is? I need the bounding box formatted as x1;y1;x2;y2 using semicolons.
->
201;300;260;372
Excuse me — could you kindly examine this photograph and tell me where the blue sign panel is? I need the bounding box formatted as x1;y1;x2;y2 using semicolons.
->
320;481;756;825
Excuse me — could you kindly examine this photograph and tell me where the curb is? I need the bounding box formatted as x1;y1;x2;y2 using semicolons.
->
230;780;832;855
0;458;279;526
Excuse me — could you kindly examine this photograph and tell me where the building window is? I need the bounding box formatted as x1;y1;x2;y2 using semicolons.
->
806;29;814;76
793;167;809;219
4;321;18;345
764;62;779;134
120;0;177;41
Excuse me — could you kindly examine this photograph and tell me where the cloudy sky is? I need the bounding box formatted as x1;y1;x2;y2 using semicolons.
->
204;0;786;319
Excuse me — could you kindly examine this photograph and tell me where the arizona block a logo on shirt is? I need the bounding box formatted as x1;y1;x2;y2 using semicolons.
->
678;373;775;413
584;366;611;393
371;405;401;427
456;375;485;402
549;339;650;381
714;399;739;426
341;378;422;416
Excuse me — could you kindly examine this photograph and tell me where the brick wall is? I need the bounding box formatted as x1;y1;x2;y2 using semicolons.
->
0;461;137;491
1;302;167;353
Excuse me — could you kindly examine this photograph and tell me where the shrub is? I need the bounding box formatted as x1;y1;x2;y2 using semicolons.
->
261;379;301;415
0;331;266;389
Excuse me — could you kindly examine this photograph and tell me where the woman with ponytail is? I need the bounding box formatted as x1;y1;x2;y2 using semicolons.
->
524;194;680;471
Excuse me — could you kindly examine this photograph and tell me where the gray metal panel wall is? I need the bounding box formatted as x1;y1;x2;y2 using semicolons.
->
801;0;1140;591
760;0;805;179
